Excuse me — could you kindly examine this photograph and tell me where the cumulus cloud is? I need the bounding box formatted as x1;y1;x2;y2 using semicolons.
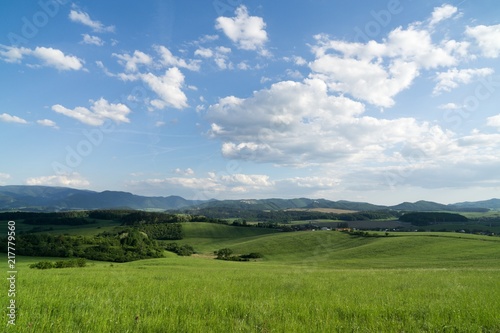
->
0;173;10;185
429;4;458;27
26;172;90;187
154;45;200;71
81;34;104;46
129;172;274;199
0;45;84;71
438;102;462;110
466;24;500;58
487;114;500;129
206;78;455;166
140;67;188;110
433;67;494;95
69;9;115;33
174;168;195;176
37;119;59;129
309;22;469;107
0;113;28;124
215;5;268;54
113;50;152;72
195;46;232;69
52;98;131;126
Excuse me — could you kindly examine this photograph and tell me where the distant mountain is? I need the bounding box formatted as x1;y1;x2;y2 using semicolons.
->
0;185;498;212
450;198;500;210
389;200;451;212
191;198;384;211
0;186;201;211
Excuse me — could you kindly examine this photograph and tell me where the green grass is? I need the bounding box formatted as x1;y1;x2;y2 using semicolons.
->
3;255;500;332
2;224;500;332
2;218;123;236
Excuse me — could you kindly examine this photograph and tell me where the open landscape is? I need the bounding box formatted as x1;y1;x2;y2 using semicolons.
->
2;1;500;332
2;196;500;332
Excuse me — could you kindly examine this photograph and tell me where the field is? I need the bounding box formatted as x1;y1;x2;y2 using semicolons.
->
3;223;500;332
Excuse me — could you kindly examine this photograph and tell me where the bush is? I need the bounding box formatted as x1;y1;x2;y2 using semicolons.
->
29;261;54;269
165;243;195;256
31;258;87;269
240;252;264;259
215;248;233;260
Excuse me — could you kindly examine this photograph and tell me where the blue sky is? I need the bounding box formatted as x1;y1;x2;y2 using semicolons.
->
1;0;500;205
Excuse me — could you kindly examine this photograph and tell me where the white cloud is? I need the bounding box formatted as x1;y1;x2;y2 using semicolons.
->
113;50;153;72
52;98;131;126
174;168;195;176
0;45;84;71
438;102;461;110
309;24;466;107
81;34;104;46
140;67;188;110
433;67;494;95
195;46;233;70
194;47;213;58
0;45;30;63
487;114;500;129
69;9;115;33
0;173;10;185
154;45;200;71
0;113;28;124
37;119;59;129
26;172;90;187
466;24;500;58
129;172;274;199
206;78;454;166
429;4;458;27
32;47;84;70
215;5;268;53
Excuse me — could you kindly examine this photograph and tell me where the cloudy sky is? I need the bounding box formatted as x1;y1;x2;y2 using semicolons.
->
1;0;499;205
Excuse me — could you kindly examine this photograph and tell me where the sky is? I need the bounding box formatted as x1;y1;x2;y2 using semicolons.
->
1;0;500;205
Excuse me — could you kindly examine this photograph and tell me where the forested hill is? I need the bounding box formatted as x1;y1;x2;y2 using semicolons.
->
0;186;200;211
0;185;498;212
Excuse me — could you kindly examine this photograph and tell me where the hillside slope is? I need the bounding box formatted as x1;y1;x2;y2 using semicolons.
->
180;223;500;269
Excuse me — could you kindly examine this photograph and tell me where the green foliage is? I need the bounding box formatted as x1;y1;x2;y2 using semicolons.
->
400;212;468;225
214;248;263;261
3;228;164;262
138;223;183;240
28;261;55;269
165;243;195;256
240;252;264;259
215;248;233;260
30;258;87;269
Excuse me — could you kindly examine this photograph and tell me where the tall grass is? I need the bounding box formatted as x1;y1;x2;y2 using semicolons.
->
3;227;500;332
3;255;500;332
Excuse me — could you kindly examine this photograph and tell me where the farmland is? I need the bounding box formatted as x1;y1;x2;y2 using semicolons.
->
2;219;500;332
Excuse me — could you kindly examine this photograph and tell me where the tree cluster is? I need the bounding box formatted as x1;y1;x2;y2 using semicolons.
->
29;258;87;269
399;212;468;226
1;229;164;262
165;243;195;256
214;248;263;261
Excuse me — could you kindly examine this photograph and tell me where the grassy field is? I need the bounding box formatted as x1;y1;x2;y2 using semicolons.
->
2;223;500;332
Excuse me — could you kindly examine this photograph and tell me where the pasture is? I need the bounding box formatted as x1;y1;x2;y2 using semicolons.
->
2;223;500;332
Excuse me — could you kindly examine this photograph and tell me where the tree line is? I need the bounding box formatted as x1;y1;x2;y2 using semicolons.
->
399;212;468;226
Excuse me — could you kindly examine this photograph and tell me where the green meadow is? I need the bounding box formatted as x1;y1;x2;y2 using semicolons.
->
3;223;500;332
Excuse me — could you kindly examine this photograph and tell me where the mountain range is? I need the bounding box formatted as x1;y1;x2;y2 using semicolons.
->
0;185;499;212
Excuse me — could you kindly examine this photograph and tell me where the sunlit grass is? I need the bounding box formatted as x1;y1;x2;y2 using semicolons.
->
2;225;500;332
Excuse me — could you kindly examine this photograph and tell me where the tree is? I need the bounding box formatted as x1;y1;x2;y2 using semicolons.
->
215;248;233;260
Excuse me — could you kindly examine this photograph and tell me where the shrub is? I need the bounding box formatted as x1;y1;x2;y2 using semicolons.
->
165;243;195;256
240;252;264;259
29;261;55;269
